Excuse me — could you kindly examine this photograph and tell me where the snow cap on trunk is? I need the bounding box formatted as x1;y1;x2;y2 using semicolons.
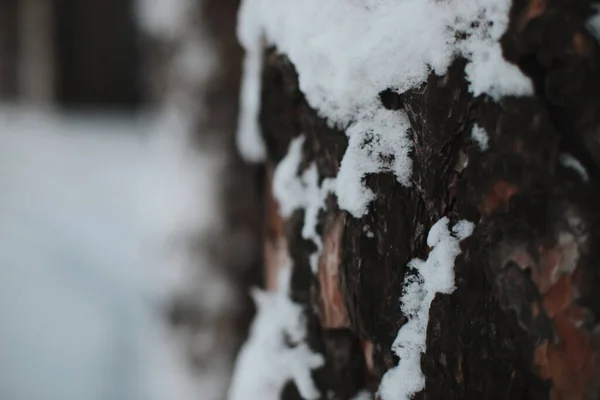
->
237;0;533;214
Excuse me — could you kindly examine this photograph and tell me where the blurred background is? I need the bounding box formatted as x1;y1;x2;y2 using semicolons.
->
0;1;263;399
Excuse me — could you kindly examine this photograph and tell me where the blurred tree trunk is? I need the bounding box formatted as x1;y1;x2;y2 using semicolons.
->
54;0;142;109
138;0;263;396
196;0;264;365
257;1;600;399
0;0;18;100
18;0;55;105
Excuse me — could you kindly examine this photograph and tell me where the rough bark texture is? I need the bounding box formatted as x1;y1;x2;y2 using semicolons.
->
257;1;600;399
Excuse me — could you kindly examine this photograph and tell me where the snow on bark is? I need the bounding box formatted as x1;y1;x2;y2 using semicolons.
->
273;136;336;272
335;108;413;217
228;265;325;400
471;124;490;151
237;0;532;215
559;153;589;183
378;217;474;400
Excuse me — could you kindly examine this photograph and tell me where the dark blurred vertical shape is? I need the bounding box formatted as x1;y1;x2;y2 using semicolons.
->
18;0;55;105
200;0;264;356
0;0;18;100
54;0;142;110
139;0;263;394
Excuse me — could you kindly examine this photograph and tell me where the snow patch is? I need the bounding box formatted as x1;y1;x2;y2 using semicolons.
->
560;153;589;183
457;0;533;99
237;0;532;214
228;265;324;400
471;124;489;151
273;136;336;272
0;108;225;400
238;0;532;128
379;217;474;400
335;109;413;217
135;0;193;40
236;0;266;162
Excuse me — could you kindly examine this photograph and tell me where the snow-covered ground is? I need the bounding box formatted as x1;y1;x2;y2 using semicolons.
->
0;107;225;400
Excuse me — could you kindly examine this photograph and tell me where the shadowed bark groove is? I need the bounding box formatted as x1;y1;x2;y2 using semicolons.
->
256;1;600;399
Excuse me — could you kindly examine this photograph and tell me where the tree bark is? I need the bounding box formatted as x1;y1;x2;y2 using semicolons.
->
255;1;600;399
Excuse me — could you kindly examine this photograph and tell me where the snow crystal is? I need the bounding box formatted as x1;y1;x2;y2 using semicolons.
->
560;153;589;183
228;265;324;400
471;124;489;151
237;0;532;214
379;217;474;400
273;136;336;272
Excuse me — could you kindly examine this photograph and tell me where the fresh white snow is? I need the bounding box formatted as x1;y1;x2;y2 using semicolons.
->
471;124;490;151
237;0;533;216
236;0;267;162
335;109;413;216
0;108;225;400
228;264;324;400
273;136;336;272
378;217;474;400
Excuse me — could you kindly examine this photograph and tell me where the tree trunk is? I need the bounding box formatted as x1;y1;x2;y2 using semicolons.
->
242;1;600;399
17;0;55;106
138;0;263;397
0;0;18;100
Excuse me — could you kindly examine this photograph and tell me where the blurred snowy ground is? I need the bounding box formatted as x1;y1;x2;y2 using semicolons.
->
0;106;226;400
